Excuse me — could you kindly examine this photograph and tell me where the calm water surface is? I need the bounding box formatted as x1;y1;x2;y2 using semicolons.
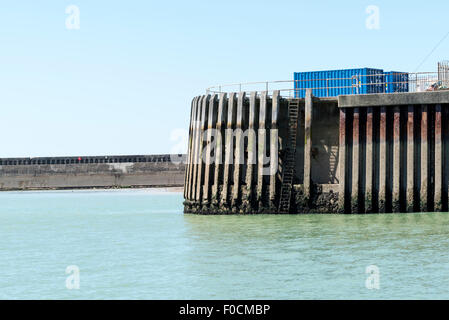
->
1;189;449;299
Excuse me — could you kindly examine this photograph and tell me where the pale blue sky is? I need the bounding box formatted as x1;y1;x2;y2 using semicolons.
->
0;0;447;157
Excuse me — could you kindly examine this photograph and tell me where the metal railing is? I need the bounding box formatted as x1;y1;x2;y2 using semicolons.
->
206;72;449;98
439;61;449;84
0;154;181;166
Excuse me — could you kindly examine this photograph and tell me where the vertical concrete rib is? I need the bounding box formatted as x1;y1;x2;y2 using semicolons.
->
190;96;204;201
221;93;236;209
244;92;257;211
195;95;210;202
232;92;246;208
435;104;443;211
203;94;217;203
304;89;313;200
351;108;360;214
257;91;268;210
365;107;373;213
406;105;415;212
392;106;401;213
338;108;347;213
183;97;193;199
420;105;428;212
185;96;198;200
212;93;227;205
269;90;280;211
379;106;387;213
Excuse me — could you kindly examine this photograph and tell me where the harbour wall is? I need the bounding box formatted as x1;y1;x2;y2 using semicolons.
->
339;91;449;214
0;155;186;190
183;90;449;214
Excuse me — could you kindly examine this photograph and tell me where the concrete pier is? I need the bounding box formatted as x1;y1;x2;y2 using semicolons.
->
256;91;268;211
203;95;217;204
392;106;400;213
184;97;198;199
221;93;236;211
435;104;443;212
420;105;428;212
351;108;360;213
379;107;387;213
191;96;204;201
338;108;347;213
184;90;449;214
243;92;258;212
406;105;414;213
269;91;280;211
365;107;374;213
232;92;246;211
195;95;210;202
211;93;227;207
304;89;313;200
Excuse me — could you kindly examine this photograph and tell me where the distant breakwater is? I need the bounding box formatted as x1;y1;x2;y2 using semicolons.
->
0;154;186;191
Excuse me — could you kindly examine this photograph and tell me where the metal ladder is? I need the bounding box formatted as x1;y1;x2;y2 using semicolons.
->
278;99;300;213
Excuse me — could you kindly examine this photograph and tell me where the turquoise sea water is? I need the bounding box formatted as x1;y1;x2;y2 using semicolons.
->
1;189;449;299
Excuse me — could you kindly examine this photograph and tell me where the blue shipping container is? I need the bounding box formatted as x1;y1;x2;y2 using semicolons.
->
385;71;409;93
294;68;384;98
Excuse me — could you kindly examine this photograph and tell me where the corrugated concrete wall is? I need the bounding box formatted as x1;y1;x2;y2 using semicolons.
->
184;90;449;214
0;155;185;190
338;91;449;213
183;91;340;214
184;92;288;214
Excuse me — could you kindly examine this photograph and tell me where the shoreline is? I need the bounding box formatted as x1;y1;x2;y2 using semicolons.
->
0;185;184;194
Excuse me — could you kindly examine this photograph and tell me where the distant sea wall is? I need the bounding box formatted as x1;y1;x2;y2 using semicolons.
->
0;155;186;191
